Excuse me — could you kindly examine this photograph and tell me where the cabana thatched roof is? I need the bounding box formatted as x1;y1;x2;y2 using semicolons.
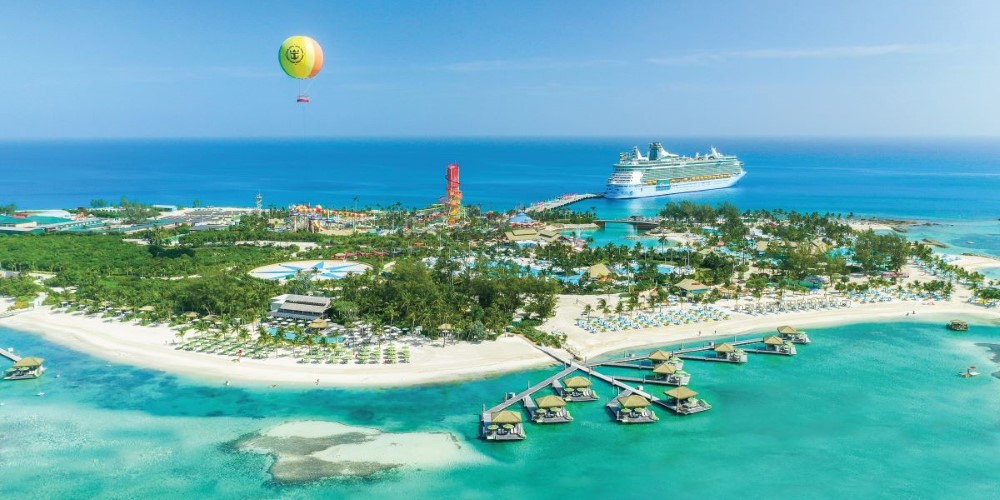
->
619;394;651;408
563;376;592;388
535;395;567;408
587;263;613;279
653;363;677;375
763;336;785;345
491;410;523;424
13;357;44;368
714;343;735;353
665;387;698;400
648;350;671;362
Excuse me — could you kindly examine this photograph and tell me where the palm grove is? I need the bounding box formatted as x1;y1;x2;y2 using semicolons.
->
0;201;956;346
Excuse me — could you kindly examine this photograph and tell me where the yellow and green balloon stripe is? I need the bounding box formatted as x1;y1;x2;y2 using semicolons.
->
279;36;324;79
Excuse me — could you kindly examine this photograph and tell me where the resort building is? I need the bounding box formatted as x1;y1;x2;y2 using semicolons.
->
674;278;711;297
269;294;332;321
503;228;562;245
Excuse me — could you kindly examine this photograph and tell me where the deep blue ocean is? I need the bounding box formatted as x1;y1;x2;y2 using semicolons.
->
2;138;1000;497
3;138;1000;221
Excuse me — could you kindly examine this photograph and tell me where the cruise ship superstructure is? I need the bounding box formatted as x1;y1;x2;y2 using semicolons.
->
604;142;746;199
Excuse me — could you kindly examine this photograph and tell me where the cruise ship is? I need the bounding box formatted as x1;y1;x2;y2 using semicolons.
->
604;142;746;199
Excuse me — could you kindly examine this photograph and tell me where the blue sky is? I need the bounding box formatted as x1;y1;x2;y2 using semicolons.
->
2;1;998;138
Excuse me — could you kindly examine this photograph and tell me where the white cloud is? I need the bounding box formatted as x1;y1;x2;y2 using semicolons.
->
648;44;939;65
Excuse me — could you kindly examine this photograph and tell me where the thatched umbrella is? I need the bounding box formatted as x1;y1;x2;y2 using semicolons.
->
619;394;651;408
648;350;672;362
139;305;156;312
491;410;523;424
653;363;677;375
714;343;735;353
185;311;199;319
438;323;453;331
563;376;592;389
777;325;800;335
535;395;567;408
308;318;329;330
665;387;698;400
763;336;785;346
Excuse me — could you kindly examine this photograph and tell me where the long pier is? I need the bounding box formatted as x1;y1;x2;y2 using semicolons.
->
482;365;577;416
527;193;603;212
0;348;21;363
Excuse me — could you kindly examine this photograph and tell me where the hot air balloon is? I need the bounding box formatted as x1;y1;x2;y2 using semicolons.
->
279;35;324;103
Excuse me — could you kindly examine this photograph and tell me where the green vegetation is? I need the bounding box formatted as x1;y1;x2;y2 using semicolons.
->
0;275;43;308
525;207;597;224
0;202;16;215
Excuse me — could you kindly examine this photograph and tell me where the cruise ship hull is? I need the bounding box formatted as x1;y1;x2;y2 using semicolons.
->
605;171;745;199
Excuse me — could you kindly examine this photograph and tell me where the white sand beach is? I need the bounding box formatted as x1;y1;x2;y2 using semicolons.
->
2;257;998;387
0;308;553;387
3;295;997;388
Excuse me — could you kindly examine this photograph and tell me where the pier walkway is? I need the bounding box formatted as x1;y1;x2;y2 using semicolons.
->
527;193;603;212
533;346;660;401
482;365;577;416
0;348;22;363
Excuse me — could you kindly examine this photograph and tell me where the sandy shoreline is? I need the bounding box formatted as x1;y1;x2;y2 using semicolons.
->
3;297;998;388
0;308;555;388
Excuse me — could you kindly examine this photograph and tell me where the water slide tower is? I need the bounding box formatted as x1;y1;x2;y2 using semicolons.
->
445;163;463;225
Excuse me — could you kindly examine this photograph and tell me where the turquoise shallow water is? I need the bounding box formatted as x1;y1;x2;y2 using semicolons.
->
2;320;999;498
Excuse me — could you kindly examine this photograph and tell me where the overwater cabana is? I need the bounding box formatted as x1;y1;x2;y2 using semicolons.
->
648;349;684;370
763;336;797;355
607;393;658;424
4;357;46;380
650;362;691;386
532;395;573;424
714;343;748;363
663;387;712;415
777;325;811;344
559;375;599;402
483;410;526;441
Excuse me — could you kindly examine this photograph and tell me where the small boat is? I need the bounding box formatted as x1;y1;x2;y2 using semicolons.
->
35;392;45;397
960;366;980;378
